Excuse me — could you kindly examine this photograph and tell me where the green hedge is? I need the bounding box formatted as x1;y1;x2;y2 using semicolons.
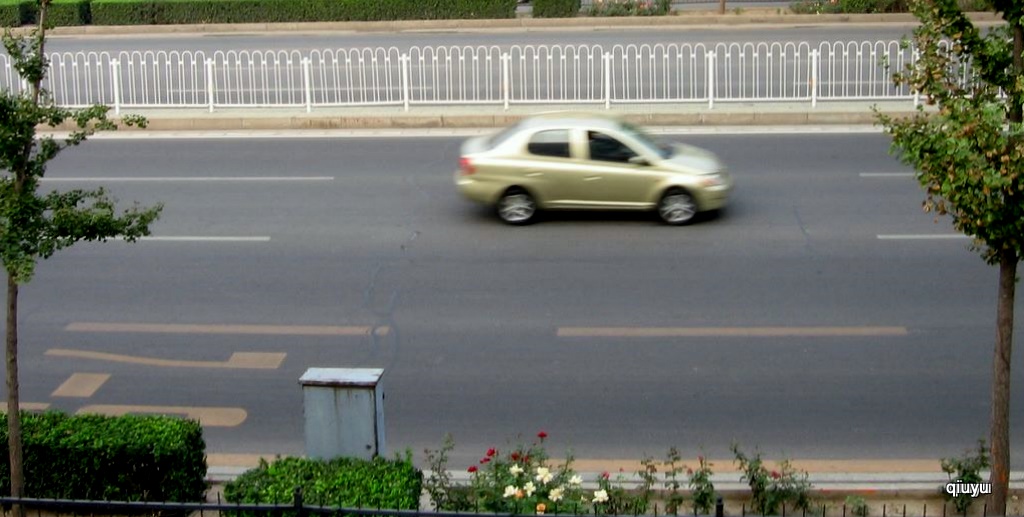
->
0;0;33;27
532;0;579;17
224;454;422;510
0;411;207;501
90;0;515;25
47;0;91;25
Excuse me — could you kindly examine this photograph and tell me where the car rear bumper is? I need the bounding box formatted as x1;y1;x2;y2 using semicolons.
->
454;173;504;206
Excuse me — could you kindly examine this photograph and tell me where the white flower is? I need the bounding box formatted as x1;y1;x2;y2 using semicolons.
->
535;467;553;484
524;481;537;497
593;489;609;503
503;485;518;498
549;486;565;502
569;474;583;486
510;464;525;476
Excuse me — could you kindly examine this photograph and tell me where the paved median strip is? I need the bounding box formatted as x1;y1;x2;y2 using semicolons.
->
65;322;389;336
111;236;272;242
557;326;909;337
47;349;286;369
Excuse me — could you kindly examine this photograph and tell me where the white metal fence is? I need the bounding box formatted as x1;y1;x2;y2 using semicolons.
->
0;41;927;113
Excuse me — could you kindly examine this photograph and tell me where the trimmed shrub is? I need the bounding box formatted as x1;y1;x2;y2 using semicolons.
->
90;0;515;25
0;411;207;502
47;0;91;26
0;0;33;27
224;453;422;510
532;0;580;18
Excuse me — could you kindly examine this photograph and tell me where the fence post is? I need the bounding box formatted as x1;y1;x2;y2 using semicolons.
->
110;58;121;116
205;58;215;113
810;49;818;109
716;497;724;517
293;487;306;517
302;57;312;113
502;53;510;111
603;52;611;110
401;53;410;112
912;49;921;108
707;51;716;110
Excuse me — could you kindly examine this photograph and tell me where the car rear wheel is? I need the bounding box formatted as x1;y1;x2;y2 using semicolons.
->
657;189;697;225
497;189;537;225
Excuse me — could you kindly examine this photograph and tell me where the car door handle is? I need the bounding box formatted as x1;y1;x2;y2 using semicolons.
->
584;176;602;181
525;170;544;177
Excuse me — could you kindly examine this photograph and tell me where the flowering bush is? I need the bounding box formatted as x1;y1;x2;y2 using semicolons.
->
688;455;716;514
583;0;671;16
425;432;643;515
731;444;812;515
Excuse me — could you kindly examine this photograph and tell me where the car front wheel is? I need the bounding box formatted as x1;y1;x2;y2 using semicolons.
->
497;189;537;225
657;189;698;225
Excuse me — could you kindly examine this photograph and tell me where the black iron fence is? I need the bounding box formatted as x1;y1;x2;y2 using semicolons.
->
0;494;1009;517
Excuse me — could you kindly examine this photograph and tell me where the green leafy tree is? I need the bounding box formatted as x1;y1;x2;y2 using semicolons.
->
1;0;162;505
876;0;1023;514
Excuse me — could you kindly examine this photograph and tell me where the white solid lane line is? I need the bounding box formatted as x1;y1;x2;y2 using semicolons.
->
110;236;271;242
41;176;334;182
859;172;914;177
877;234;970;240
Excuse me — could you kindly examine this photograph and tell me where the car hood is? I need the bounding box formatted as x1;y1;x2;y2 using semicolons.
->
662;143;722;174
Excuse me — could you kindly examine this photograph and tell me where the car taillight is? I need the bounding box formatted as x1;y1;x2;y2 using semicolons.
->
459;157;476;175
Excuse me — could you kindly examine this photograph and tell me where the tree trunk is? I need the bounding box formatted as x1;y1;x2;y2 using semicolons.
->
988;249;1017;516
5;275;24;515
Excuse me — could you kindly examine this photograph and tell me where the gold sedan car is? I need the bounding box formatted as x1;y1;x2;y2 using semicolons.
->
454;112;733;225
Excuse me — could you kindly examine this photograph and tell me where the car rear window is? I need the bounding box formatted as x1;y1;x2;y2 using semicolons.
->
527;129;571;158
486;122;523;148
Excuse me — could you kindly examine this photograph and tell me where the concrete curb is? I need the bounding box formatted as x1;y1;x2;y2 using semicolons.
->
41;108;919;132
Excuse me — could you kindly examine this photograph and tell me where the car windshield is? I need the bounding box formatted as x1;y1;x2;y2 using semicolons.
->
619;122;674;159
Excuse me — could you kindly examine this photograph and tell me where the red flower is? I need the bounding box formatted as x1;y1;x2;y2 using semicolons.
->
537;431;548;439
770;470;781;479
511;452;521;461
480;457;491;464
486;448;497;457
601;471;610;480
468;466;478;473
687;468;694;476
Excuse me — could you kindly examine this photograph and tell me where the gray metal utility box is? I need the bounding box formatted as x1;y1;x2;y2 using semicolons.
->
299;367;385;460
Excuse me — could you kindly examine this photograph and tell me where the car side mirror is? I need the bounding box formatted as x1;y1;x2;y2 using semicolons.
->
628;156;649;166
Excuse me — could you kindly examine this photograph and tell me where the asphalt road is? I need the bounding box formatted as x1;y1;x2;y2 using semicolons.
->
5;131;1022;468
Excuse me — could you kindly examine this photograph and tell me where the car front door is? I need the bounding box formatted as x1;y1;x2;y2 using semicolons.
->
581;130;662;207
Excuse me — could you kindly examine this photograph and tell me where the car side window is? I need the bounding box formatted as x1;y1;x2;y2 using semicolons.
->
527;130;571;158
588;131;638;163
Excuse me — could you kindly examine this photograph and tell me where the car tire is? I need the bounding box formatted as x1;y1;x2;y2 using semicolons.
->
496;188;538;225
657;188;698;226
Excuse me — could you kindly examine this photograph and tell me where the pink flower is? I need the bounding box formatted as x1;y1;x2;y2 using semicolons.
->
601;471;610;480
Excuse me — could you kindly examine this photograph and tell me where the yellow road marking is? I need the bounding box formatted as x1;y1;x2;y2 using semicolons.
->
557;326;909;338
77;405;247;427
0;402;51;412
65;322;389;337
46;349;286;369
51;373;110;398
